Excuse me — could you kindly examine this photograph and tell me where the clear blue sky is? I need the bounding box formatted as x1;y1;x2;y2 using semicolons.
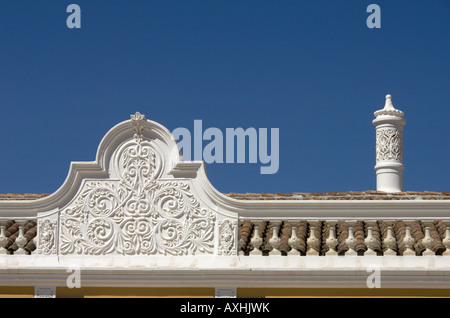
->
0;0;449;194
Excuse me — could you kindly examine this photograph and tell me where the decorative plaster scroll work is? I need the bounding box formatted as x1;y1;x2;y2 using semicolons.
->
130;111;146;141
376;128;402;162
60;137;215;256
218;220;236;256
38;219;57;255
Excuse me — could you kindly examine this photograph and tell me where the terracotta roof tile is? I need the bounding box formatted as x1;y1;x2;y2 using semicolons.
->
364;190;386;194
2;220;37;254
275;192;293;197
244;193;262;197
224;191;450;200
0;193;50;201
346;191;365;195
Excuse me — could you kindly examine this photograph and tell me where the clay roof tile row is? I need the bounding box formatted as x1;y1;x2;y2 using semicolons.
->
225;191;450;200
1;191;449;201
0;193;50;201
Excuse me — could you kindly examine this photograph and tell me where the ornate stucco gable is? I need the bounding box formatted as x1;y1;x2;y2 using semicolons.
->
27;112;238;258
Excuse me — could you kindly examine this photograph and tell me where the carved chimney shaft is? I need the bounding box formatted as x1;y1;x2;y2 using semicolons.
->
373;94;406;192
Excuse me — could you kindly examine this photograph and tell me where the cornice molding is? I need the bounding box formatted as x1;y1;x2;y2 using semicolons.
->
0;255;449;289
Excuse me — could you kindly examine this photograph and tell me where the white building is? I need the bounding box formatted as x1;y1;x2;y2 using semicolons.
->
0;96;449;298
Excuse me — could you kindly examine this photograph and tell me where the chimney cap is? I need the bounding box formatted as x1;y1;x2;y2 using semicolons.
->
374;94;405;118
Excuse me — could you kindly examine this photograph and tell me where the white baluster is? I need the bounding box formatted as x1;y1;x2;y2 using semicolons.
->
383;221;397;256
268;222;281;256
288;223;301;256
442;221;450;256
31;236;37;255
402;221;416;256
345;220;357;256
325;221;338;256
0;223;8;255
422;222;435;256
14;220;28;255
237;221;245;256
238;237;246;256
364;221;378;256
249;222;263;256
306;220;320;256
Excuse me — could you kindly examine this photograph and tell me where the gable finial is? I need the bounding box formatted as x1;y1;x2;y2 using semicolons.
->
130;112;146;141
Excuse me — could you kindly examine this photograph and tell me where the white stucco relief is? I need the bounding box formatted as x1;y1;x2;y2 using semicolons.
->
39;112;237;256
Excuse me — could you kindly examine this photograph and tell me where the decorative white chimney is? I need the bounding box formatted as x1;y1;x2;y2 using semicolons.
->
372;94;406;192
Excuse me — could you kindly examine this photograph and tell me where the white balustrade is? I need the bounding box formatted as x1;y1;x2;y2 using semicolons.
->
239;218;447;257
